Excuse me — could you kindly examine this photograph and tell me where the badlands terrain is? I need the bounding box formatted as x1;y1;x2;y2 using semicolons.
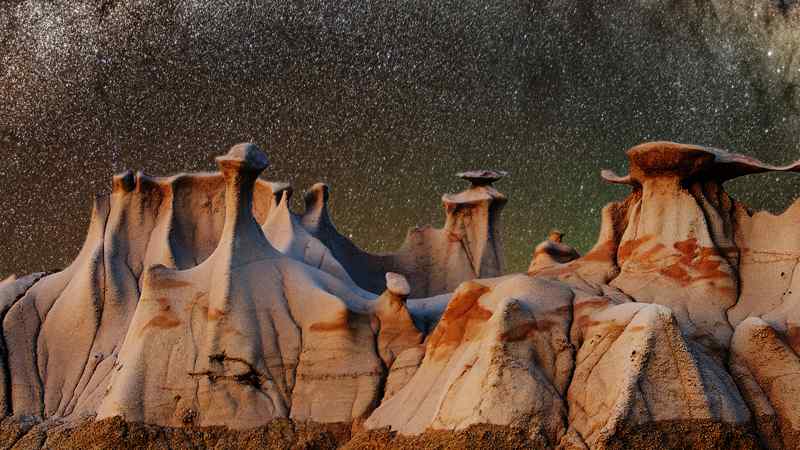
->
1;141;800;449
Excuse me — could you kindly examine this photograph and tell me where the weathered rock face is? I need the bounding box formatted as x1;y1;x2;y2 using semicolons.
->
528;230;581;274
728;206;800;449
1;171;283;422
366;275;573;446
527;141;800;449
566;297;751;449
0;144;424;431
301;170;507;298
3;140;800;449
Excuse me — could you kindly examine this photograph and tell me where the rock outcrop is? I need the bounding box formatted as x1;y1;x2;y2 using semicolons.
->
527;141;800;449
2;141;800;449
0;145;423;431
528;230;581;274
301;170;507;297
366;275;573;446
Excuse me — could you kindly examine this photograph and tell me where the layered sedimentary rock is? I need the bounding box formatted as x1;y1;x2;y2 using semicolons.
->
2;141;800;449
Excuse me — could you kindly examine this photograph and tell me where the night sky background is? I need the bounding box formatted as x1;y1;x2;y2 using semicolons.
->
2;0;800;278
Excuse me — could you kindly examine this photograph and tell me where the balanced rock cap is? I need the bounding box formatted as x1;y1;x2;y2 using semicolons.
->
304;183;330;205
269;181;293;199
385;272;411;297
216;143;270;171
602;140;800;186
457;169;508;187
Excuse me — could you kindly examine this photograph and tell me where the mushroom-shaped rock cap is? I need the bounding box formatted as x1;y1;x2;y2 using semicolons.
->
215;143;270;172
304;182;330;206
444;170;508;205
269;181;293;198
112;170;137;193
385;272;411;297
602;141;800;185
457;169;508;187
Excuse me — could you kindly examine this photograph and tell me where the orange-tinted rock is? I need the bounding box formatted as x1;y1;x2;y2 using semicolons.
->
366;275;574;443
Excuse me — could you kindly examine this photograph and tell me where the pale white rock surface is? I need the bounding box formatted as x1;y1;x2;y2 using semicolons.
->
566;298;750;449
261;188;357;284
366;275;574;446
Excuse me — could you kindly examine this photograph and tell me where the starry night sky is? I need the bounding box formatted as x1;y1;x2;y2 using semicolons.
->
1;1;800;277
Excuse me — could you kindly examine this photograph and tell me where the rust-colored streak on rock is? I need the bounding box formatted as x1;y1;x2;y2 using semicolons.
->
618;235;654;263
310;310;353;332
575;315;596;330
582;240;617;262
575;298;610;311
698;247;718;259
657;240;731;287
207;307;225;320
694;260;724;278
156;297;171;312
142;314;182;333
153;278;193;289
427;281;492;360
439;282;492;321
661;264;692;285
574;299;612;330
638;242;667;264
674;238;699;265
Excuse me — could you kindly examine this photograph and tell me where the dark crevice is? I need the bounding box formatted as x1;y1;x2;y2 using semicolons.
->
233;370;262;389
189;353;268;390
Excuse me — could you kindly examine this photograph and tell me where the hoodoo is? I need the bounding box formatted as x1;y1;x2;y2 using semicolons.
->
1;141;800;449
599;142;800;357
301;169;507;297
528;229;581;273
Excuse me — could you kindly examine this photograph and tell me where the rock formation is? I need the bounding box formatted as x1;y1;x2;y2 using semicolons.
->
1;141;800;449
528;230;581;273
301;170;507;298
